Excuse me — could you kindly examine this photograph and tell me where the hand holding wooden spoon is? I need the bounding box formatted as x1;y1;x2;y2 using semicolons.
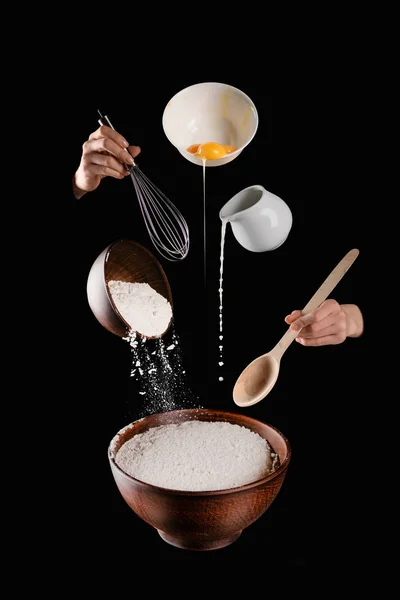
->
284;300;364;347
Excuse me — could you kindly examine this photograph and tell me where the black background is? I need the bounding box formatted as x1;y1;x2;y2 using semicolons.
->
72;75;370;565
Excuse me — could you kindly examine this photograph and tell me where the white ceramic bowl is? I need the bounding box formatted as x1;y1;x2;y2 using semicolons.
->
162;82;259;167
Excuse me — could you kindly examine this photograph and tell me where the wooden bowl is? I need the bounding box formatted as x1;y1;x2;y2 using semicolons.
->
108;408;291;551
87;239;173;338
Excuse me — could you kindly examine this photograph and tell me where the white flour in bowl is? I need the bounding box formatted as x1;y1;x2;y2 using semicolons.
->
107;280;172;338
115;420;278;491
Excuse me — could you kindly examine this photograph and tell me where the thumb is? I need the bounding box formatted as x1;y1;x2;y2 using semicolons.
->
285;310;302;324
128;145;141;159
289;311;315;331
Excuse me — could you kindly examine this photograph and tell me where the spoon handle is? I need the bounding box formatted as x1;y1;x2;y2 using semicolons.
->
272;248;360;358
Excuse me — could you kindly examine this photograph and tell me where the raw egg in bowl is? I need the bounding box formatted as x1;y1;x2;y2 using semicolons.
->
162;82;259;167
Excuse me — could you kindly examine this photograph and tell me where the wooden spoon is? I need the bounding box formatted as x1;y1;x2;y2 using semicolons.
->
233;249;360;407
87;238;173;338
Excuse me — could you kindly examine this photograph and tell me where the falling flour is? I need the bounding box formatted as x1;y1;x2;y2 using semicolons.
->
108;280;172;338
115;420;278;491
125;324;200;418
107;279;200;418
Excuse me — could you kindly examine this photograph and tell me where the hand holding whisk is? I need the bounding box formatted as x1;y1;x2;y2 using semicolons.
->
97;110;190;262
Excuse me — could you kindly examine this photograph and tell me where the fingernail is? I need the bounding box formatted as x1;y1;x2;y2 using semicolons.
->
122;139;129;147
296;337;304;344
290;324;299;331
126;155;134;164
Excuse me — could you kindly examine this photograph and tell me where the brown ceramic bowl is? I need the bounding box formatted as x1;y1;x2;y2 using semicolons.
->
108;408;291;551
86;238;173;338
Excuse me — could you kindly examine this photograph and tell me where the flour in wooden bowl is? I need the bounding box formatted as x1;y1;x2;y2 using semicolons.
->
115;420;278;491
107;280;172;338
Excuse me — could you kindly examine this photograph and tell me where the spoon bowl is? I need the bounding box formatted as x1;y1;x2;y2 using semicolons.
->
87;238;173;338
233;249;360;407
233;355;280;407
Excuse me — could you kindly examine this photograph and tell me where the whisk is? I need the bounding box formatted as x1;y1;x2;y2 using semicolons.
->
97;110;190;261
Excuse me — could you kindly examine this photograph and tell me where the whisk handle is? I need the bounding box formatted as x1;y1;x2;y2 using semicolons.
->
97;109;115;130
97;109;136;168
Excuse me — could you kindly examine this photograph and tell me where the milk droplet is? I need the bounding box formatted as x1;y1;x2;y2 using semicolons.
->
219;377;224;382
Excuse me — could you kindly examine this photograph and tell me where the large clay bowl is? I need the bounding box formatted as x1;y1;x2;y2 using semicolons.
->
108;408;291;551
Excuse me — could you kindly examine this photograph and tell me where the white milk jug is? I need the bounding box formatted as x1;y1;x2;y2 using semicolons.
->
219;185;292;252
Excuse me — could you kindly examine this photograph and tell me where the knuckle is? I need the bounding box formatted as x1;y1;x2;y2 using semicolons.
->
325;298;337;308
334;333;346;344
121;149;130;162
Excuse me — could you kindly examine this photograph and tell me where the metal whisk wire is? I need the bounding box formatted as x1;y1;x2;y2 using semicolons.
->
97;109;190;262
129;165;190;262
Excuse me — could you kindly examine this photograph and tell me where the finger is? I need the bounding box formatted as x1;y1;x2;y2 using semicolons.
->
295;330;346;346
128;145;141;159
289;300;340;332
84;137;134;167
89;163;126;179
289;312;316;331
284;310;302;324
297;315;338;336
314;299;341;320
89;125;129;149
88;152;130;175
298;322;342;339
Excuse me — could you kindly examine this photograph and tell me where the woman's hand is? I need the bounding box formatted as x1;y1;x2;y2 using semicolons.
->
73;125;141;199
284;299;364;346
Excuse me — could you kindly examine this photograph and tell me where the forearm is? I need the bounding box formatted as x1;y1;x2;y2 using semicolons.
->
341;304;364;338
72;172;87;200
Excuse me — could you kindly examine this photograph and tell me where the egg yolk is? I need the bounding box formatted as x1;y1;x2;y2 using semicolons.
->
186;144;200;154
186;142;238;160
196;142;227;160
